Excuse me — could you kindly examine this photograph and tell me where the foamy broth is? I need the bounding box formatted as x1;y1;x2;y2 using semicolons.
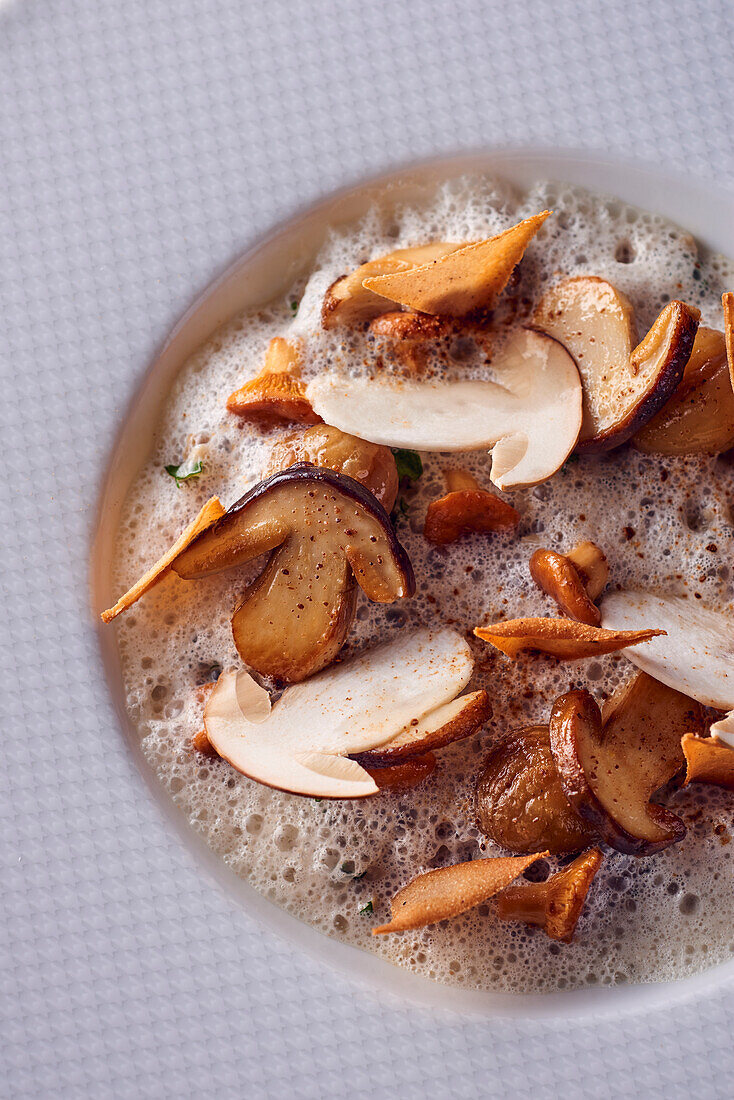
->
111;178;734;993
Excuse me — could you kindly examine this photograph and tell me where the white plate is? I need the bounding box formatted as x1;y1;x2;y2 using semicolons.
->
92;151;734;1019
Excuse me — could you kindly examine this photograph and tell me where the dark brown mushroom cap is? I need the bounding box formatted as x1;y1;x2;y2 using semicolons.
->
173;464;415;682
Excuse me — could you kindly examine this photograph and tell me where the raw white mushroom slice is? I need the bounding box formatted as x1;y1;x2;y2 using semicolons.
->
204;628;474;798
533;278;699;451
601;592;734;737
307;329;582;490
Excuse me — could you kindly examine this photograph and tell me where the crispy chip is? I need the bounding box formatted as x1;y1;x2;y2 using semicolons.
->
682;733;734;790
372;851;547;934
724;292;734;387
473;616;664;659
101;496;225;623
362;212;551;316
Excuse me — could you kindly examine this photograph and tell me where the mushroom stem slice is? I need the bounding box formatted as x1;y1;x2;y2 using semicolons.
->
372;851;548;934
353;689;491;766
601;591;734;711
174;465;414;683
496;848;603;943
473;617;663;660
533;278;699;451
307;328;583;491
101;496;225;623
362;212;551;316
475;726;597;855
724;292;734;387
203;628;474;798
549;677;702;855
321;243;460;329
682;733;734;790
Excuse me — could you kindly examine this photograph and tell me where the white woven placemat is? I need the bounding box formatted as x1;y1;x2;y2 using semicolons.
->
2;1;734;1097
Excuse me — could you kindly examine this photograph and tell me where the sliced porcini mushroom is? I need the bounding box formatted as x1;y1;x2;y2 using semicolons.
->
101;496;225;623
202;628;474;798
308;328;582;491
173;465;414;682
474;616;663;660
365;752;437;794
634;325;734;455
724;292;734;381
322;243;460;329
681;734;734;790
475;726;597;855
191;681;217;754
496;848;603;943
362;212;551;316
263;423;399;510
533;278;699;451
423;468;520;545
549;676;703;855
529;540;608;625
353;688;490;766
372;851;548;934
226;337;320;425
601;592;734;721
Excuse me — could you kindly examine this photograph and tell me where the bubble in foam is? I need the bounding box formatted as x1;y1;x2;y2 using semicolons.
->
109;175;734;993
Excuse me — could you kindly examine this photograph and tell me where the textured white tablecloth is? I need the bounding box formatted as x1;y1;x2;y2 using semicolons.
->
2;1;733;1096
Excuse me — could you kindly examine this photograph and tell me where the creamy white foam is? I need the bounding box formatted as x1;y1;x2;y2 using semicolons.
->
110;177;734;993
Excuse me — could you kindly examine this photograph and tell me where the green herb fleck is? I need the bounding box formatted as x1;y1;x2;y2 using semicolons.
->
165;458;204;487
390;496;410;525
392;448;423;482
290;299;299;314
312;797;322;803
359;900;374;915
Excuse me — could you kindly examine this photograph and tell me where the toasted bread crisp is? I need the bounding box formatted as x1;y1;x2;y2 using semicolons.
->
362;212;550;316
373;851;547;934
101;496;225;623
226;337;319;425
724;292;734;385
682;733;734;790
474;617;664;659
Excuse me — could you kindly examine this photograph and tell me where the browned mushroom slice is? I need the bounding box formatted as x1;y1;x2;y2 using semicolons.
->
354;689;490;766
423;469;520;545
264;424;399;511
226;337;320;425
368;311;455;372
473;617;663;659
566;540;609;601
681;734;734;790
475;726;597;855
173;465;414;682
495;848;603;943
372;851;548;934
549;676;704;855
634;326;734;455
101;496;225;623
529;541;608;626
322;243;460;329
365;752;437;793
191;682;217;755
533;277;699;451
363;212;551;317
